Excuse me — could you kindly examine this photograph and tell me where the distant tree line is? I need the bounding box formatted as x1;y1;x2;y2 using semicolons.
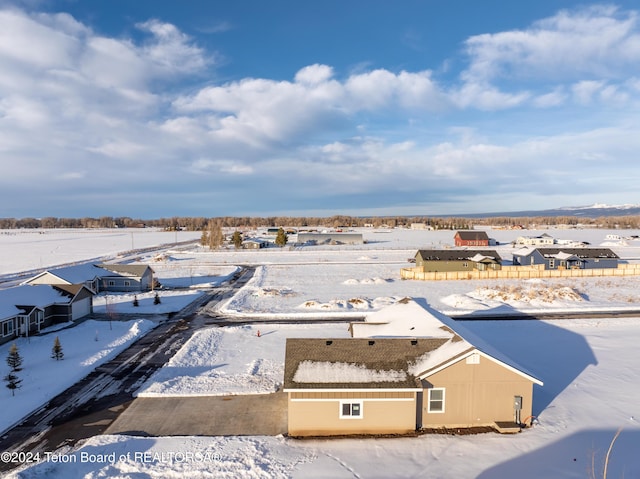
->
1;215;640;231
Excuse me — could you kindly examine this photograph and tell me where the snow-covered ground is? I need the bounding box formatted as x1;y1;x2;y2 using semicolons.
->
6;318;640;478
0;228;201;276
0;319;156;434
2;227;640;478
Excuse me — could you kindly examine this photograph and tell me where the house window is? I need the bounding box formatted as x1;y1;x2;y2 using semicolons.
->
548;259;555;268
340;401;363;419
124;281;131;287
428;388;445;413
108;280;115;286
36;310;44;324
2;320;14;337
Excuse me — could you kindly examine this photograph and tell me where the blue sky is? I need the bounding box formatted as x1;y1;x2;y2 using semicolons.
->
1;1;640;218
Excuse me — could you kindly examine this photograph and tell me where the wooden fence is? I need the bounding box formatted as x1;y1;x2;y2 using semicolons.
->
400;263;640;281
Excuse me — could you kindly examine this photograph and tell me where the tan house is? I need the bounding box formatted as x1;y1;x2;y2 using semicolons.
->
284;299;543;437
284;338;425;437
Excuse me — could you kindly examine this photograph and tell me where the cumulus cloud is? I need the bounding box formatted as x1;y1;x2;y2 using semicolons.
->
294;64;334;84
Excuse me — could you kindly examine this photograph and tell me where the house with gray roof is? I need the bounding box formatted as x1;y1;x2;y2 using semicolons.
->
96;264;155;292
0;284;93;345
414;249;502;272
512;247;619;270
284;298;542;437
25;263;155;293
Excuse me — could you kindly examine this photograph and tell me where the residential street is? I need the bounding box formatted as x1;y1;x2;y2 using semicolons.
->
0;267;255;473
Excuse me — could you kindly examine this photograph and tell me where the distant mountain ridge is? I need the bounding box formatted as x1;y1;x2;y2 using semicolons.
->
454;204;640;218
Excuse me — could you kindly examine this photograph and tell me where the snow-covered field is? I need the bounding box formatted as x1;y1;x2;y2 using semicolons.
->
2;226;640;478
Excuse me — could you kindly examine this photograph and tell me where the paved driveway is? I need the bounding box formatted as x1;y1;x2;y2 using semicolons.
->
105;393;288;437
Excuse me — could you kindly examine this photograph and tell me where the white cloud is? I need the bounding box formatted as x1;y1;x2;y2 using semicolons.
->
463;5;640;83
450;81;530;110
533;87;567;108
136;19;210;75
571;80;606;104
294;64;334;85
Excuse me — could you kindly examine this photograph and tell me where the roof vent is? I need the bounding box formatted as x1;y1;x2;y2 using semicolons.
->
325;340;333;346
411;339;418;346
368;340;375;346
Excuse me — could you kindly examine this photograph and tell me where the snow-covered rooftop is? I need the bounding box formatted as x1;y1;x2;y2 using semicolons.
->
0;284;70;320
351;298;543;385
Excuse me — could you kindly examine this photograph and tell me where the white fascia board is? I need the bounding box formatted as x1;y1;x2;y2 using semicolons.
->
283;387;421;393
417;349;544;386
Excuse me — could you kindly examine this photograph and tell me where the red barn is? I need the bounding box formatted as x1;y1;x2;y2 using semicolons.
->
454;230;490;247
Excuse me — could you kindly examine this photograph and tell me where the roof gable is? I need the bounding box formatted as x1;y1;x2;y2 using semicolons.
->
98;264;153;277
350;298;542;386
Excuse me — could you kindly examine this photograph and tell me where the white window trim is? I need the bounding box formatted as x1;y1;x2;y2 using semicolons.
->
2;319;15;337
427;388;446;414
339;400;363;419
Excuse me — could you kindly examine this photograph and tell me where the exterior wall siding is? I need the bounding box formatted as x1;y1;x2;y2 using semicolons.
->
422;356;534;428
287;391;417;436
100;274;152;292
417;260;475;272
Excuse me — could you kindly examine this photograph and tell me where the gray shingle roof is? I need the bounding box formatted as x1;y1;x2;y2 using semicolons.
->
514;247;619;259
416;249;501;262
98;264;153;277
284;338;448;390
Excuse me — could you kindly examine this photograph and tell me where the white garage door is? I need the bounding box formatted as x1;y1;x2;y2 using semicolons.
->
72;297;91;320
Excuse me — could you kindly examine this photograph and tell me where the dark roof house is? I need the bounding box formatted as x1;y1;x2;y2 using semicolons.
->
283;299;542;437
415;249;502;272
512;247;619;270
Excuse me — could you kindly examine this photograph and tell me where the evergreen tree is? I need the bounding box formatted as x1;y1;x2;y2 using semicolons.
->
133;295;139;307
154;292;161;304
6;343;22;372
4;371;21;396
275;228;288;247
231;231;243;249
51;336;64;361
